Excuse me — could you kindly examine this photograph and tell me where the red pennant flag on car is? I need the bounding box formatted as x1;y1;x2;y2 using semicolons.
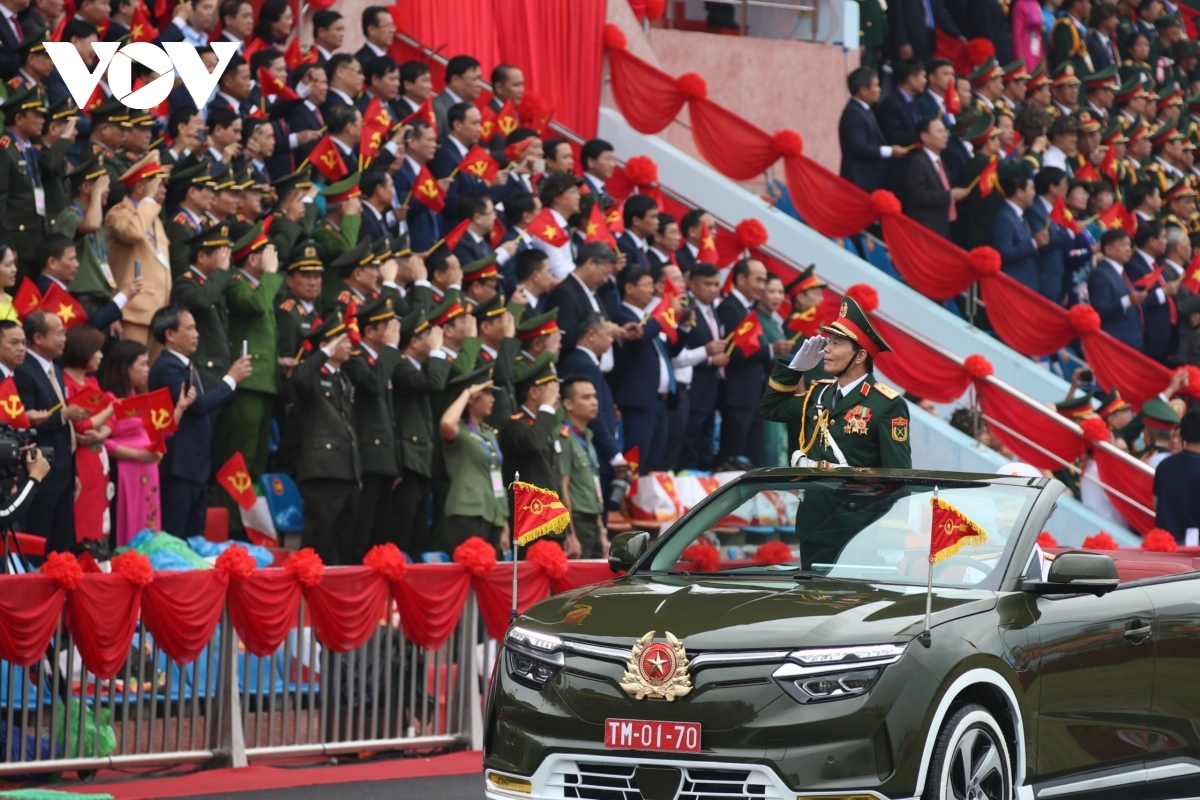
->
512;481;571;546
257;66;299;102
12;279;41;319
40;283;87;328
528;208;570;248
728;310;763;357
648;277;681;344
457;145;500;182
306;134;349;182
68;384;112;413
0;377;29;428
400;98;438;128
1049;195;1081;234
930;496;988;563
410;163;446;212
478;102;499;143
584;202;617;249
217;451;257;511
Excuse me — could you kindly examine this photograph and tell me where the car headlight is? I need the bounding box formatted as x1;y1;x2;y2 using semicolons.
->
772;644;906;704
504;626;565;690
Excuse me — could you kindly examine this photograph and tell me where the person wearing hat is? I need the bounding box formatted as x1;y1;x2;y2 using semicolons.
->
759;295;911;469
461;254;502;309
472;294;520;427
1095;388;1137;437
1141;395;1183;466
393;308;450;558
1051;0;1096;77
164;160;218;279
967;58;1006;118
1049;63;1082;117
343;297;402;562
103;151;169;349
3;34;50;93
1082;65;1120;127
1149;12;1184;67
1112;76;1147;128
438;365;510;555
170;223;235;390
276;240;326;367
207;164;242;224
0;86;50;277
1161;179;1198;231
1145;123;1188;194
325;238;381;319
37;95;82;223
119;112;156;166
289;315;360;565
1123;120;1153;188
780;265;829;346
54;155;121;318
1154;82;1185;128
499;353;564;504
1025;62;1053;115
265;169;319;271
1000;58;1031;114
513;309;562;377
956;112;1008;249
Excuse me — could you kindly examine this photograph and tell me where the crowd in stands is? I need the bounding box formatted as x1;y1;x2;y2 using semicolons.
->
0;0;822;566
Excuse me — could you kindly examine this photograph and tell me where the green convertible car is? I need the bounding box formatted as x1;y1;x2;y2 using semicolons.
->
484;469;1200;800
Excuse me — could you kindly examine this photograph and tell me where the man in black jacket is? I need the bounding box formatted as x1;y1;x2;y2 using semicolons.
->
839;67;905;193
875;58;928;196
904;118;969;238
887;0;962;64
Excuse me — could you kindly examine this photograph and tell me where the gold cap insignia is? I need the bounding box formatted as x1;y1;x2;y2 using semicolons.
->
620;631;692;701
305;245;316;258
839;301;849;317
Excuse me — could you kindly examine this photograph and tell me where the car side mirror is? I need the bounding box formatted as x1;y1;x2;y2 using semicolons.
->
608;531;650;573
1023;551;1119;597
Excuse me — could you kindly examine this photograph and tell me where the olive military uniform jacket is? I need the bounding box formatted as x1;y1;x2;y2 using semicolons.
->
276;292;319;364
561;423;604;516
226;269;285;395
312;214;361;305
289;350;360;483
164;207;205;279
393;353;451;478
443;420;507;526
499;405;562;492
344;344;402;477
480;338;522;428
171;266;232;389
759;358;912;469
0;133;47;268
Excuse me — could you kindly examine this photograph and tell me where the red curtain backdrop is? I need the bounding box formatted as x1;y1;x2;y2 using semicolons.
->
304;568;390;653
780;155;878;237
395;565;473;651
872;319;975;403
67;575;142;680
1080;334;1173;408
607;49;685;133
979;276;1080;358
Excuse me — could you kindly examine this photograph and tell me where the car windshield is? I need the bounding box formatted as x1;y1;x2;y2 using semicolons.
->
643;476;1040;590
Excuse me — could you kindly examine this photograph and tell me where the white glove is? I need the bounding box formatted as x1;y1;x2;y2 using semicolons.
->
788;335;827;372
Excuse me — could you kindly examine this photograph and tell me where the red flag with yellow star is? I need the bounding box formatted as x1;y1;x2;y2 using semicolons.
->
306;134;349;182
41;284;87;328
528;208;570;248
217;452;257;511
130;2;158;42
930;497;989;563
584;202;617;248
1183;253;1200;294
697;224;718;263
1099;201;1135;234
458;145;500;182
0;377;29;428
12;279;41;319
284;37;317;70
410;163;446;212
512;481;571;546
67;384;112;413
1049;195;1081;234
489;215;507;248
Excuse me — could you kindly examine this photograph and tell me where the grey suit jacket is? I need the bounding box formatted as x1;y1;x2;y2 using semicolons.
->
432;91;457;139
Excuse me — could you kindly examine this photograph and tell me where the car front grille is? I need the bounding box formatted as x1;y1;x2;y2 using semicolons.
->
551;760;785;800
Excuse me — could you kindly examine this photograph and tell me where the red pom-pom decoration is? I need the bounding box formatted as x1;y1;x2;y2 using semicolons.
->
681;541;720;572
755;541;794;565
1068;303;1101;336
363;543;408;582
1142;528;1178;553
454;536;498;577
111;550;154;587
215;544;256;582
526;540;569;580
966;246;1002;276
676;72;707;101
1037;531;1058;548
734;218;769;250
603;23;627;50
1079;416;1111;443
284;547;326;587
967;37;995;66
42;551;82;591
516;91;549;123
623;155;658;187
771;129;803;158
1082;531;1119;550
844;284;880;313
870;189;902;217
964;354;994;379
645;0;666;20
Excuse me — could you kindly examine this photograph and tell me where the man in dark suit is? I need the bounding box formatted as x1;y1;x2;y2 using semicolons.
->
284;64;330;168
1128;221;1175;362
904;118;967;239
312;9;344;63
149;304;250;540
451;191;519;272
1089;229;1146;351
391;120;443;253
499;191;539;294
580;139;618;210
716;258;777;465
430;102;508;227
887;0;961;64
876;58;928;152
396;61;433;119
359;168;398;243
1022;167;1075;303
432;55;482;138
33;235;131;332
547;243;620;360
559;311;622;482
681;263;729;470
991;171;1047;293
1087;5;1121;70
15;310;88;553
354;5;393;70
914;58;958;128
617;195;659;270
839;67;904;193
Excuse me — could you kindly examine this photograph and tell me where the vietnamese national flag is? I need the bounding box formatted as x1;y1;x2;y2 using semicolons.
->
12;279;41;319
528;208;570;248
930;496;988;564
306;134;349;182
1179;2;1199;38
584;202;617;248
478;102;499;143
1183;253;1200;294
728;310;763;357
697;224;718;263
257;66;299;102
458;145;500;182
130;2;157;42
512;480;571;546
0;377;29;429
1099;201;1135;234
976;157;999;198
1099;145;1120;184
40;283;87;328
944;81;960;116
1133;265;1167;290
284;37;317;70
933;27;973;77
1074;161;1100;182
648;278;681;344
495;99;520;141
400;98;438;129
1049;195;1081;234
489;215;508;248
441;218;472;254
410;163;446;212
217;452;258;511
243;37;268;61
623;445;640;479
68;384;112;413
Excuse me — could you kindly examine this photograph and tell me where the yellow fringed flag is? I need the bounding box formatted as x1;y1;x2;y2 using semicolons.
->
929;497;988;564
513;481;571;546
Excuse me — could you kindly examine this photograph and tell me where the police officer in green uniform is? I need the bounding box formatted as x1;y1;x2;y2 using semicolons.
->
313;172;363;304
37;94;79;224
474;293;521;427
512;309;561;377
560;375;606;559
163;160;217;279
171;223;234;389
856;0;886;72
272;239;325;475
760;295;912;470
265;168;320;275
290;314;360;565
55;155;117;317
344;296;402;561
0;85;49;278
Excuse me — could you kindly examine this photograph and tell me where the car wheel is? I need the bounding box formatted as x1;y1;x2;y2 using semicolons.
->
922;703;1013;800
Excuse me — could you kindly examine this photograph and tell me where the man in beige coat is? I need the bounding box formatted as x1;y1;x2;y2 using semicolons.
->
105;151;172;360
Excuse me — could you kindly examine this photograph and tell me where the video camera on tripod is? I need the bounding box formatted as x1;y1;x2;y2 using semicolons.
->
0;422;51;479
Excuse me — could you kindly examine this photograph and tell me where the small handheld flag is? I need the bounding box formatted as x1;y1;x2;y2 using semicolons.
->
0;377;29;428
217;452;257;511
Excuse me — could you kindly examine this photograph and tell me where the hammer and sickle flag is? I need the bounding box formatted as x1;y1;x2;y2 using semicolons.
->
400;98;438;129
458;145;501;182
478;102;498;143
495;99;519;138
115;387;177;453
512;481;571;546
647;274;681;344
412;163;446;212
929;497;988;564
217;451;258;511
0;377;29;428
307;134;350;183
728;310;763;357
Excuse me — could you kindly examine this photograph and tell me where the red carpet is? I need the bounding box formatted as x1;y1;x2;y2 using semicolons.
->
38;750;482;799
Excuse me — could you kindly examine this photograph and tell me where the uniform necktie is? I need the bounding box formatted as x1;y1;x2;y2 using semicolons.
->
653;337;676;394
189;362;205;395
48;367;76;452
935;157;956;222
1121;270;1145;325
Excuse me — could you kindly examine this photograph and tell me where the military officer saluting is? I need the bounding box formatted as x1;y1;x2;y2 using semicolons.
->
0;85;50;278
170;223;234;390
272;239;326;474
760;295;912;469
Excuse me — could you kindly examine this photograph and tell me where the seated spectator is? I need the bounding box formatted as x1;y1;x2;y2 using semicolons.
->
536;173;582;280
1023;166;1074;302
0;245;18;321
904;117;968;238
1154;408;1200;544
1087;228;1146;351
1049;63;1081;116
839;66;902;194
990;171;1047;292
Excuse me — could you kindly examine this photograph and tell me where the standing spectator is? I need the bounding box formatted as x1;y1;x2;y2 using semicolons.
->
534;173;582;280
617;195;659;270
61;326;114;548
887;0;957;64
1088;5;1122;70
1063;179;1098;306
392;120;443;254
717;258;775;464
904;118;968;238
876;59;928;154
839;67;903;194
33;235;130;335
439;368;509;555
682;263;728;470
451;192;519;273
548;242;620;358
580;139;617;208
354;6;393;68
1088;228;1147;351
1154;408;1200;543
1050;0;1095;75
510;250;554;321
105;153;168;346
559;376;607;559
432;55;482;138
676;209;715;274
1023;166;1075;302
559;313;622;491
1011;0;1047;72
0;245;17;321
1042;114;1081;174
312;10;344;62
991;171;1048;293
756;275;789;468
649;214;681;270
0;321;23;380
915;58;958;129
1128;220;1174;363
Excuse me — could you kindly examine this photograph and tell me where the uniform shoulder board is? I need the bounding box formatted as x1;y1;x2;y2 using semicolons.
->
232;272;244;281
349;348;362;356
180;272;193;280
510;413;524;420
560;425;571;437
173;212;190;225
5;77;18;89
280;299;296;311
815;378;836;385
0;136;9;149
337;290;351;303
873;381;900;400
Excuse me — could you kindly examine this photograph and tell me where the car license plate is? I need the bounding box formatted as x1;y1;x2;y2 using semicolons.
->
604;718;701;752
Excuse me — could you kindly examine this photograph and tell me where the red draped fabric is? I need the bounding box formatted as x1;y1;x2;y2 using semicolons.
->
872;319;975;403
979;276;1080;357
0;576;63;667
606;49;685;133
879;215;977;300
142;571;226;665
394;566;473;651
977;381;1088;470
475;563;553;641
689;99;779;181
67;574;141;679
226;571;303;657
780;155;878;237
1080;333;1173;408
304;568;390;653
1092;447;1155;533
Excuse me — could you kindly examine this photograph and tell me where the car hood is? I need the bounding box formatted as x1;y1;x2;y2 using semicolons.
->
523;574;996;650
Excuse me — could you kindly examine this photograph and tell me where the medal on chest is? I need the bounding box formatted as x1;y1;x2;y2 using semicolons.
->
843;406;871;436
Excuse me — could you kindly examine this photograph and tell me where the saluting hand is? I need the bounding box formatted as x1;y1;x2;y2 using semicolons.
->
789;334;827;372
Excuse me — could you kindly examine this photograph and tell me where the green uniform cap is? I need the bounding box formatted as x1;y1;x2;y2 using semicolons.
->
1048;113;1083;136
66;153;108;182
47;94;80;121
184;222;233;249
88;97;131;126
1142;397;1181;430
398;308;430;346
305;311;349;345
1055;394;1097;421
355;295;396;327
516;308;560;341
0;85;48;117
513;353;559;398
1084;64;1120;91
1155;13;1182;31
819;295;891;356
784;264;826;296
318;171;362;201
168;161;216;188
472;293;508;321
370;236;392;263
448;364;494;389
285;239;325;272
271;168;313;202
390;232;411;258
330;238;374;276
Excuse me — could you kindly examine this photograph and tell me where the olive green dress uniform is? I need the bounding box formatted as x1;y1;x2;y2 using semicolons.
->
56;155;118;315
322;239;378;318
312;210;362;307
290;318;361;566
442;366;508;554
392;309;452;558
474;295;522;427
500;358;566;551
271;240;325;476
170;261;232;390
163;161;217;279
1050;15;1093;76
342;298;403;562
34;96;78;223
268;170;320;266
856;0;887;71
560;422;605;559
512;309;560;378
0;87;50;278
